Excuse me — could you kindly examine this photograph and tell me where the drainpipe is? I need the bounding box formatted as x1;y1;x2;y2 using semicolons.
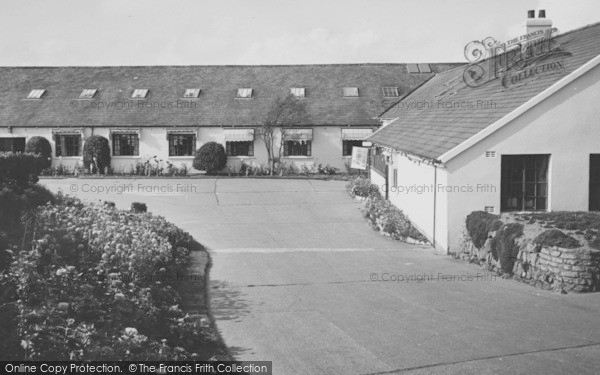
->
433;164;437;249
385;160;389;200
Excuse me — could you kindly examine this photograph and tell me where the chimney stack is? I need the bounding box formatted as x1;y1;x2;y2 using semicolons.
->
526;9;552;35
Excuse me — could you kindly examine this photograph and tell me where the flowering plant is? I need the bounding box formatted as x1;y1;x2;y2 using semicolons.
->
10;193;222;360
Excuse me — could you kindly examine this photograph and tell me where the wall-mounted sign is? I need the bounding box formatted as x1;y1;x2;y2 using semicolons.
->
351;146;368;170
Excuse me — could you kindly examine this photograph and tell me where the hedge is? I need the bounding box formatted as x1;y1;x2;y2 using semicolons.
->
0;152;46;190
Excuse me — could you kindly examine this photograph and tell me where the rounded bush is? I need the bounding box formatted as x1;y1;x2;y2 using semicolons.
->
24;136;52;169
83;135;111;174
131;202;147;213
534;229;581;249
193;142;226;174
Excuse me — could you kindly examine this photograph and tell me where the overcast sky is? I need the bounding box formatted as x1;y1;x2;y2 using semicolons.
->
1;0;599;66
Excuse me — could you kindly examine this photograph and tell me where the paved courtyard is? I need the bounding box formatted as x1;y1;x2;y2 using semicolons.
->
41;178;600;375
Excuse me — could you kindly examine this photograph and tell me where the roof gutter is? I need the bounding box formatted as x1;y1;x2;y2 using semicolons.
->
438;53;600;164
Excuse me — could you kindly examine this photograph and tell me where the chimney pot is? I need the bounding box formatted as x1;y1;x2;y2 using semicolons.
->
527;10;535;18
539;10;546;18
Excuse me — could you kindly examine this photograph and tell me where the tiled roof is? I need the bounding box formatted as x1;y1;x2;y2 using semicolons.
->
0;63;460;128
369;22;600;161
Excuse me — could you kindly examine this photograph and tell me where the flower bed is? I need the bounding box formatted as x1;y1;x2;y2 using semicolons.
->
346;176;381;199
346;177;428;244
3;194;227;360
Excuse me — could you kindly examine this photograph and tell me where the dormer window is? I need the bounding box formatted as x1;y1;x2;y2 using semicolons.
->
382;87;399;97
132;89;148;99
236;88;253;98
343;87;359;97
290;87;305;97
80;89;97;99
183;89;201;98
26;89;45;99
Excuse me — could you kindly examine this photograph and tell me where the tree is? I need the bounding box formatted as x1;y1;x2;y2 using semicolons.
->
257;95;308;176
193;142;226;174
83;135;111;174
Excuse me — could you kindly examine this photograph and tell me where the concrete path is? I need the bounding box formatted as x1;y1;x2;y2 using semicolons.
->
41;178;600;374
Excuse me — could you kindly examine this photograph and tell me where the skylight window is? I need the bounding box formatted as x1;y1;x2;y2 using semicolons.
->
382;87;399;97
79;89;97;99
406;64;420;73
131;89;149;99
290;87;305;97
418;64;432;73
343;87;359;97
183;89;201;98
26;89;45;99
236;88;253;98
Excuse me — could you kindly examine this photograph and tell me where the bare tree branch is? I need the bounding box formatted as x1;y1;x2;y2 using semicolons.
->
257;95;308;175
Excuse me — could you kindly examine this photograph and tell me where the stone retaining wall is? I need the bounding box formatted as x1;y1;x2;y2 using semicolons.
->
513;245;600;292
455;229;600;293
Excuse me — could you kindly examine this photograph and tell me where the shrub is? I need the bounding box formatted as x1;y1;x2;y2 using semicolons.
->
193;142;226;174
9;197;221;360
515;211;600;232
346;177;381;198
131;202;147;213
83;135;111;174
534;229;581;249
0;152;45;190
465;211;503;249
363;196;427;243
317;163;339;175
490;223;524;274
25;136;52;169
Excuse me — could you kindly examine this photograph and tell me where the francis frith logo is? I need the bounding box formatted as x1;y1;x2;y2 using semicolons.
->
462;27;572;88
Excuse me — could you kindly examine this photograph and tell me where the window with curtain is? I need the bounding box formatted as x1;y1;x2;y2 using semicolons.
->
0;138;25;152
283;140;311;156
168;134;195;156
342;140;363;156
112;133;139;156
55;135;81;157
226;141;254;156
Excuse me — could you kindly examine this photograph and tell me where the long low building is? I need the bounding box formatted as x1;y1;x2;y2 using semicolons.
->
0;63;459;173
368;16;600;253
